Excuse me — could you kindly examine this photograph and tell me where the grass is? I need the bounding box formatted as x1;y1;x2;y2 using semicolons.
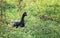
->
0;0;60;38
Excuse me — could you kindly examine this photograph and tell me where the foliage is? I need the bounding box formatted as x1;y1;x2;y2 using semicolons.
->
0;0;60;38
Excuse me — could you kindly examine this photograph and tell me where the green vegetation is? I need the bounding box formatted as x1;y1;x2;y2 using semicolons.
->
0;0;60;38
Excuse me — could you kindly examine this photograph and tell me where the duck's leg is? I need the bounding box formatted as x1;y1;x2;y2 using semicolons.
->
16;25;19;28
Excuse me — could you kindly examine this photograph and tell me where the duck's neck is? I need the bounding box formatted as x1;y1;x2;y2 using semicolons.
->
21;15;25;20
